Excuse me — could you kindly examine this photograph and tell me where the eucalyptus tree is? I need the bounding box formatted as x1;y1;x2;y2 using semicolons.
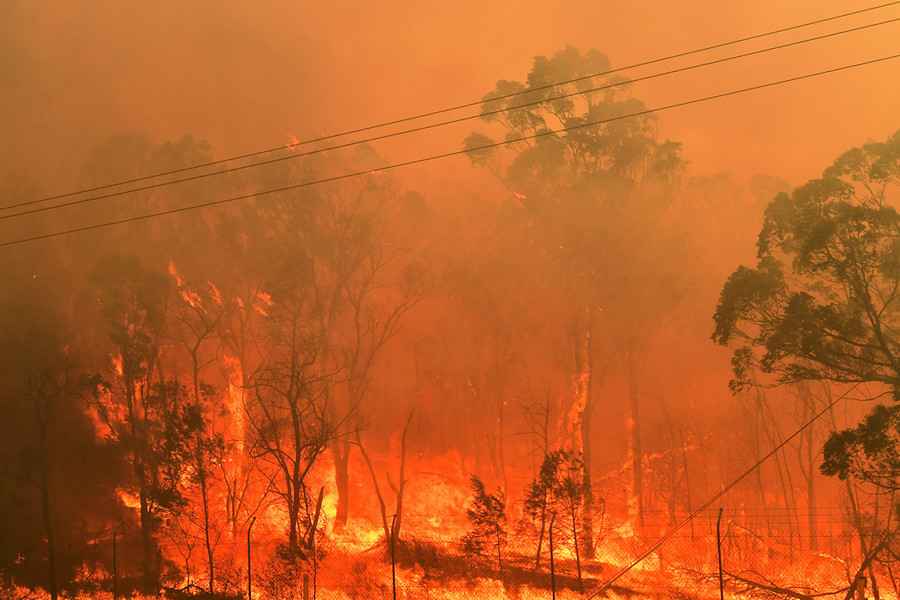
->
466;46;684;549
713;131;900;553
90;255;204;592
713;130;900;392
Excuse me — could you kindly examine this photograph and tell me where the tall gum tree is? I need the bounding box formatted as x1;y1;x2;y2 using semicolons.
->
90;255;170;592
713;130;900;391
465;46;684;551
712;131;900;570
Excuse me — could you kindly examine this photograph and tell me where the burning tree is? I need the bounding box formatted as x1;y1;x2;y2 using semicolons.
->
247;254;333;560
168;264;228;594
90;254;200;592
461;475;507;573
466;46;685;549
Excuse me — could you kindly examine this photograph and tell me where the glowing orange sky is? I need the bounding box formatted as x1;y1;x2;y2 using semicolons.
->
2;1;898;186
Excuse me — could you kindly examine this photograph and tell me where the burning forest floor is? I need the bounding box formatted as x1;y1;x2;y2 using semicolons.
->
159;520;898;599
8;522;886;600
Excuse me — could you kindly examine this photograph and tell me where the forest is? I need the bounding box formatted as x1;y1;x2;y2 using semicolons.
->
1;3;899;600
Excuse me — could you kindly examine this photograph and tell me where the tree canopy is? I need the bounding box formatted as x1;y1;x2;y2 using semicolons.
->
713;130;900;393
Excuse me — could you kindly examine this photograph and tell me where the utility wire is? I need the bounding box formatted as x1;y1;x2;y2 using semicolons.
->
2;53;898;249
3;16;899;223
584;382;862;599
6;0;900;211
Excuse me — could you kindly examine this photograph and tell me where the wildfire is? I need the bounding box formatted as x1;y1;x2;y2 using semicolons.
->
168;260;202;309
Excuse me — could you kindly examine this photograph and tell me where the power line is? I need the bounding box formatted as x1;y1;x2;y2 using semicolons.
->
2;53;898;249
4;17;898;224
6;0;899;212
584;382;862;599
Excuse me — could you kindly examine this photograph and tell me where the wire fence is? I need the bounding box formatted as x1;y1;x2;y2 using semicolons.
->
4;506;892;600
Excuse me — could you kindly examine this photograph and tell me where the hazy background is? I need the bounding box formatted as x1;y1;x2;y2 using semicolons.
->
3;0;899;189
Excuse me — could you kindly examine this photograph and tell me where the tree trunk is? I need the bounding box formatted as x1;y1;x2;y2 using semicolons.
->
129;379;159;593
535;498;547;570
390;411;414;547
571;504;582;588
38;445;58;600
138;484;157;592
32;382;58;600
357;430;391;543
199;460;215;593
806;413;817;552
332;438;351;532
798;385;817;551
569;309;595;557
626;347;644;532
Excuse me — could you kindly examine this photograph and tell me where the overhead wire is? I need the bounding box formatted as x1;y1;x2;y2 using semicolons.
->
4;0;900;212
4;16;900;222
2;53;899;248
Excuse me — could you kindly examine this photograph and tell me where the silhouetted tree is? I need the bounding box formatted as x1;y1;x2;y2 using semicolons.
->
713;130;900;481
461;475;507;573
90;255;203;592
524;449;586;581
247;245;333;558
713;130;900;585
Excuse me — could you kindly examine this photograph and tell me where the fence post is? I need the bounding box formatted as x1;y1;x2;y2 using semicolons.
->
549;513;557;600
390;514;398;600
247;516;256;600
716;507;724;600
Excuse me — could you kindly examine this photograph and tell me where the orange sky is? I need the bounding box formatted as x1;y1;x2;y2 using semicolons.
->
2;1;898;187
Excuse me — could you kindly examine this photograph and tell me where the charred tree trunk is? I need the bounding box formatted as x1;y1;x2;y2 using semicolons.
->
358;433;391;544
127;376;160;593
332;437;351;532
571;503;582;588
189;346;216;594
357;410;414;548
389;411;414;547
198;455;215;593
535;495;548;570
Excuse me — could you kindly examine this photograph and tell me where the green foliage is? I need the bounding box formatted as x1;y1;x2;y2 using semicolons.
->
822;404;900;492
713;130;900;499
460;476;506;563
468;46;683;192
141;381;216;515
464;45;691;351
712;130;900;392
523;450;585;527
